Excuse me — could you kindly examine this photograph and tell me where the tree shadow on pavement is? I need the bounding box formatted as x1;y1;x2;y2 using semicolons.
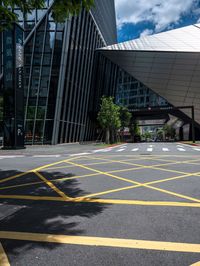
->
0;169;108;257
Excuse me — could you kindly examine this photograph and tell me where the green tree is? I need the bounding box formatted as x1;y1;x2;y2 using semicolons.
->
163;124;176;139
156;129;164;141
97;96;121;144
0;0;94;31
129;120;140;141
119;106;131;140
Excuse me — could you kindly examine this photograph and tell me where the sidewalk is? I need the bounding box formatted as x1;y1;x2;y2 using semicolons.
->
180;141;200;146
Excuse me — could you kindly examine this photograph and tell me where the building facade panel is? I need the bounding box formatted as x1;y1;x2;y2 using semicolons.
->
1;0;117;145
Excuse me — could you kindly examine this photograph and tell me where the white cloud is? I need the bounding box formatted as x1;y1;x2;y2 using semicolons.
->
140;29;154;37
115;0;199;32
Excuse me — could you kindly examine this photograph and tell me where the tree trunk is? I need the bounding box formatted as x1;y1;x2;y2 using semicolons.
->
105;128;110;144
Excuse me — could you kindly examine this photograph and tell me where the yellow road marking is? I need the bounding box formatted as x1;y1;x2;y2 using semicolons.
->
191;261;200;266
44;157;144;170
80;172;196;199
0;242;10;266
0;231;200;253
87;156;200;176
0;155;82;184
67;161;200;203
77;184;138;199
33;171;71;200
0;166;145;191
1;194;200;207
0;195;65;201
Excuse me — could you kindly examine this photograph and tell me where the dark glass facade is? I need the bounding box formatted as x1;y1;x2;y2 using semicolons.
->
116;70;170;110
0;0;117;145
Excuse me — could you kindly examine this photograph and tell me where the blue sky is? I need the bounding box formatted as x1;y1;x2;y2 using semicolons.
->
115;0;200;42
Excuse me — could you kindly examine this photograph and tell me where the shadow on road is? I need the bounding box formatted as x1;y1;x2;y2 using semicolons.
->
0;169;108;256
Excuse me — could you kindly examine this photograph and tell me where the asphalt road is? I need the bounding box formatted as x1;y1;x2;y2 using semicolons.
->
0;142;200;266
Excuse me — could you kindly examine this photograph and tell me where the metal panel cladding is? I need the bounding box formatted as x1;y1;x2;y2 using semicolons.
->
91;0;117;45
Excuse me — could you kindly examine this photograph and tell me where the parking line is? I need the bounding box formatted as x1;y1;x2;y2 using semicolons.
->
0;231;200;253
0;242;10;266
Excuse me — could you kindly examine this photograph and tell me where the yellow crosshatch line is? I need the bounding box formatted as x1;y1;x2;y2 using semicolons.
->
0;242;10;266
0;155;83;184
66;160;200;203
3;155;198;192
1;154;200;207
33;171;71;200
85;155;200;176
1;231;200;253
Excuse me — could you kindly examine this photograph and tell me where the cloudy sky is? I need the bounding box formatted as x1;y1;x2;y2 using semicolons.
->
115;0;200;42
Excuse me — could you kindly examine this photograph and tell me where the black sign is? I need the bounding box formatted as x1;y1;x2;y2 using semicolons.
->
3;24;24;148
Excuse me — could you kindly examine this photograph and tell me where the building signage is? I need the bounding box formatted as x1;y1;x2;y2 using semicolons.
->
3;24;24;148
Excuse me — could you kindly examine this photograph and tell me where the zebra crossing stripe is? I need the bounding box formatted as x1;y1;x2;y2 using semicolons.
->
177;148;185;152
147;148;153;152
132;148;139;152
193;148;200;151
162;148;169;152
116;149;125;152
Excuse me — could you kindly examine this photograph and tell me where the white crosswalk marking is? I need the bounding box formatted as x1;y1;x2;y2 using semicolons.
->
177;148;185;152
132;148;139;151
116;148;125;152
147;148;153;152
193;148;200;151
33;155;61;158
0;155;25;159
162;148;169;152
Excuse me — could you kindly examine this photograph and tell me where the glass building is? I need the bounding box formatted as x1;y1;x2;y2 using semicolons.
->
116;70;169;109
1;0;117;146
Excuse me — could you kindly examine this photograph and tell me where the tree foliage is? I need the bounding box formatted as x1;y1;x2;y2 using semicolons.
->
119;106;131;130
163;124;176;139
97;96;121;144
0;0;94;31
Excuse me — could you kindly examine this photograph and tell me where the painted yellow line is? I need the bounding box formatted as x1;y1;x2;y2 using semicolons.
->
0;231;200;253
191;261;200;266
34;171;71;200
0;171;29;184
0;166;144;191
80;172;194;199
76;184;138;199
0;155;82;184
0;242;10;266
1;194;200;207
67;161;200;203
0;195;66;201
66;161;141;186
87;156;197;176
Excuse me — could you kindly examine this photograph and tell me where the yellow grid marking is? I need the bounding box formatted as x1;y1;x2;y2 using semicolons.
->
85;156;200;176
1;154;200;207
0;166;144;191
1;231;200;253
66;160;200;203
33;171;71;200
191;261;200;266
0;242;10;266
0;155;82;184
